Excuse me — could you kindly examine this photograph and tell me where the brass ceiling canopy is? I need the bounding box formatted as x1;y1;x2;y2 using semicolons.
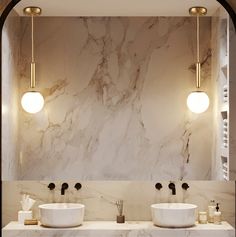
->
23;7;42;16
189;7;207;16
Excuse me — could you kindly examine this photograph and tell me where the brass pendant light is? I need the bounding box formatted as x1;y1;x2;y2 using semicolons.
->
21;7;44;114
187;7;209;114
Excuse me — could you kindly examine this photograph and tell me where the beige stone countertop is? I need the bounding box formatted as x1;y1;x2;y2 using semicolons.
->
2;221;235;237
2;221;235;230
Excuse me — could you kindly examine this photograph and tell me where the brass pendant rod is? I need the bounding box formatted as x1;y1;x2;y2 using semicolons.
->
23;7;41;89
31;15;35;63
189;7;207;90
197;15;200;63
30;14;35;88
196;14;201;89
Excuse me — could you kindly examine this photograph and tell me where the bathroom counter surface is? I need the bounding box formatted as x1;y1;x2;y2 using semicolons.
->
2;221;235;237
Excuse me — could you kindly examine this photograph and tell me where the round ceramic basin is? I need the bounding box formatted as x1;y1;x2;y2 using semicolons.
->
151;203;197;228
39;203;85;227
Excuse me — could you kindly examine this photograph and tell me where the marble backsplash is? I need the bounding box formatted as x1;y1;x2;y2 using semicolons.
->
2;181;235;227
16;17;213;180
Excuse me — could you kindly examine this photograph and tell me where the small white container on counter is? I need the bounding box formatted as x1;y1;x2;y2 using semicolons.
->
198;211;207;224
18;210;32;224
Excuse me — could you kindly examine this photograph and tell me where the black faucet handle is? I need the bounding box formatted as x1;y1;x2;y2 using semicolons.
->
155;183;163;190
182;183;190;190
48;183;55;190
168;182;176;195
74;183;82;190
62;183;69;189
168;182;175;188
61;183;69;195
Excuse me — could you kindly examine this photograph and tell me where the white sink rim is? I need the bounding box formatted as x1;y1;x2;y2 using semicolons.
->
39;203;85;210
151;203;197;228
151;203;197;210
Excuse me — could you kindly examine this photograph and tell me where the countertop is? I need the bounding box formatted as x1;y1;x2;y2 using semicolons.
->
2;221;235;237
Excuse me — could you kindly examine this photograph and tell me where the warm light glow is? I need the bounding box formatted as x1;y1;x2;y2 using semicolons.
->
187;91;209;113
21;91;44;114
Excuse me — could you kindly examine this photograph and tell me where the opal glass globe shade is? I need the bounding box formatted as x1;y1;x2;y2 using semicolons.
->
21;91;44;114
187;91;209;114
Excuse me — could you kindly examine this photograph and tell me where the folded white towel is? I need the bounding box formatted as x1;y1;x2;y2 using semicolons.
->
223;174;228;180
223;163;228;169
223;84;228;90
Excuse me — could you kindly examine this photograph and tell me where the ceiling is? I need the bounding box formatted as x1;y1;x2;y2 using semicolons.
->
14;0;221;16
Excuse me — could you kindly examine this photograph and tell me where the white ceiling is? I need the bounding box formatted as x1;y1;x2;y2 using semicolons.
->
14;0;221;17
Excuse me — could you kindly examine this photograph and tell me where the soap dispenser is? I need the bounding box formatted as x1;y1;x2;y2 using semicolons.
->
214;203;222;225
208;200;216;223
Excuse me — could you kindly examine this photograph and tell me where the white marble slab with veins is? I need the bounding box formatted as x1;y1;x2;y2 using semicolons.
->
2;221;235;237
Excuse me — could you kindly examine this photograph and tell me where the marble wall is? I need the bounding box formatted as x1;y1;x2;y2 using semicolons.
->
2;181;235;227
2;10;20;179
17;17;213;180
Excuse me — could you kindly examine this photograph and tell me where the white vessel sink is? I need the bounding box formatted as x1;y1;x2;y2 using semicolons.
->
39;203;85;227
151;203;197;228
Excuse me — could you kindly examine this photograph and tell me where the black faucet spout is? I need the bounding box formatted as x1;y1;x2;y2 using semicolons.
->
61;183;69;195
168;182;176;195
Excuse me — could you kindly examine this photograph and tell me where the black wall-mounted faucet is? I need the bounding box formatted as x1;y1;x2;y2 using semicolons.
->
168;182;176;195
48;183;55;190
182;183;190;190
61;183;69;195
155;183;163;190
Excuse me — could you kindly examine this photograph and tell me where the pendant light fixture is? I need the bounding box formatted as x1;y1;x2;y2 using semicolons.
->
187;7;209;114
21;7;44;114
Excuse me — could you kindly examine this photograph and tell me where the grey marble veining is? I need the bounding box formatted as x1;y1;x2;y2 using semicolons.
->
17;17;213;180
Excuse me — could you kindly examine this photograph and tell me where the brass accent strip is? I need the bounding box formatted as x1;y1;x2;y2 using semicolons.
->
24;219;38;225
